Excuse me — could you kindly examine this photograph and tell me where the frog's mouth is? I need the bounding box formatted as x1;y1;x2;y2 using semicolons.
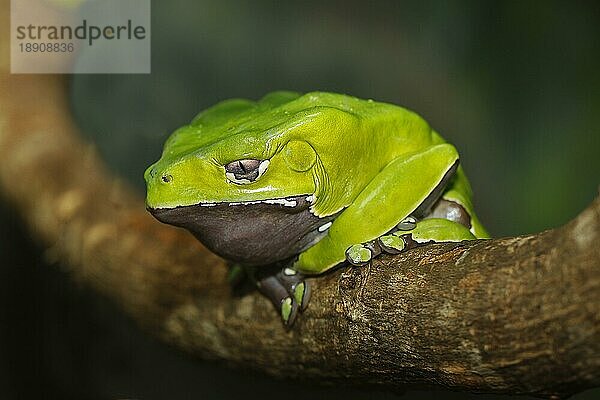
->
147;194;336;266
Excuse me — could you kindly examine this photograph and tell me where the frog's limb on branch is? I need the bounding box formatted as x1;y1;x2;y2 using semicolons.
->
1;59;599;400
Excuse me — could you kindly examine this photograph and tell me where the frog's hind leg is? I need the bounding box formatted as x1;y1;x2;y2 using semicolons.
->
397;217;476;247
348;216;476;265
377;200;477;257
254;267;311;328
298;143;462;272
425;198;472;229
440;166;490;238
346;197;478;265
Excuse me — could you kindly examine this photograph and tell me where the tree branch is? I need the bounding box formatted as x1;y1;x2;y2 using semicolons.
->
1;32;598;400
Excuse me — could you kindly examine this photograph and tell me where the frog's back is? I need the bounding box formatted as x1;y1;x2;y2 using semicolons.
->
163;91;440;167
284;92;441;157
283;92;441;166
191;91;436;142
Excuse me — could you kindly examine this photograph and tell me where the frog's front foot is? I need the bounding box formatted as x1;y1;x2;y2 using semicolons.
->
256;267;311;328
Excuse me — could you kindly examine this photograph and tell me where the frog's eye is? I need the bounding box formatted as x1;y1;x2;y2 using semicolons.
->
224;159;270;184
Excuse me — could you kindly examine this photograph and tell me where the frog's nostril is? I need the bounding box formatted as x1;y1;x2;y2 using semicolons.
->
161;174;173;183
148;168;157;178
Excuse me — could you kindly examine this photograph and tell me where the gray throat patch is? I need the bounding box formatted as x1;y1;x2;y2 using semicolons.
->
148;195;336;266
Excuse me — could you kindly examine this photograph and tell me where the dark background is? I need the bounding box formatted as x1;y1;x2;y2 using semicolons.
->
1;0;599;399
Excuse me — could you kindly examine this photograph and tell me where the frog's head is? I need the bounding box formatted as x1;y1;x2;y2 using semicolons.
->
144;91;357;265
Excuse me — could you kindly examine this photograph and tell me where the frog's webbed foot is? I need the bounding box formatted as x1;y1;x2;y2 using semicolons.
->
388;216;478;254
256;267;311;328
345;216;417;266
345;241;380;266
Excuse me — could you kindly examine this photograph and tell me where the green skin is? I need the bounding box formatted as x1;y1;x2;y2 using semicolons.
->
145;91;488;326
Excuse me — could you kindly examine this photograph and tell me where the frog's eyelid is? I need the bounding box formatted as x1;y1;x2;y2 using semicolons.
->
257;159;269;176
225;159;270;185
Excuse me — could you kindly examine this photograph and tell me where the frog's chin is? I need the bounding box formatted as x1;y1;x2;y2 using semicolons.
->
147;194;335;266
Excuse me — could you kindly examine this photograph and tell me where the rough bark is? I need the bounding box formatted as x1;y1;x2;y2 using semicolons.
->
1;20;599;400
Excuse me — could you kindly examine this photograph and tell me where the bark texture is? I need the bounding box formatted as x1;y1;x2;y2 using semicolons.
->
1;11;598;398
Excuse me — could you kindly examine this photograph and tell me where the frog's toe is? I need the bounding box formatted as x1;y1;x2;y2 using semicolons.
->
293;280;311;311
378;233;407;254
277;268;311;311
280;296;298;327
345;241;383;266
257;275;299;328
345;244;372;266
396;215;417;231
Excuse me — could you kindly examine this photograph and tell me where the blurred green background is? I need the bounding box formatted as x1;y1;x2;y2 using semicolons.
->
1;0;599;399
